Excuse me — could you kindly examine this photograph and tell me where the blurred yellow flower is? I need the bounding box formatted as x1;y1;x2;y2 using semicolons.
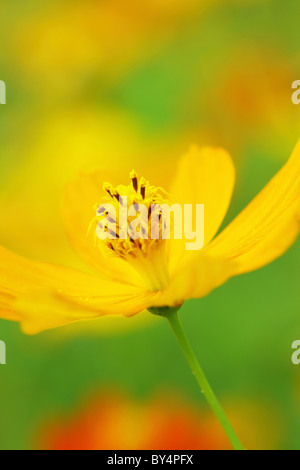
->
12;0;209;95
0;142;299;334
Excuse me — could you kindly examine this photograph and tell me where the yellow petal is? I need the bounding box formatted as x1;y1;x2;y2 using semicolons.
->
18;289;157;335
0;246;155;334
207;141;300;273
167;146;235;272
152;252;235;307
63;170;145;286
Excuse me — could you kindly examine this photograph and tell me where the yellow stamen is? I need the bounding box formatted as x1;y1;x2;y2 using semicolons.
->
92;171;171;291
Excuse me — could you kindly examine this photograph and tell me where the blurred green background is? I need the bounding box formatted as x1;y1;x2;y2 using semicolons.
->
0;0;299;450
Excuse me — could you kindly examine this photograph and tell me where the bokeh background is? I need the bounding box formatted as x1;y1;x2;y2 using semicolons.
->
0;0;299;450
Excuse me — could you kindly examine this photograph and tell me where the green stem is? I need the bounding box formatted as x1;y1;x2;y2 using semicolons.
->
152;307;245;450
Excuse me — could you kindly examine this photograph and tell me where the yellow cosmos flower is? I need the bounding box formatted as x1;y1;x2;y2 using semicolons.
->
0;143;299;336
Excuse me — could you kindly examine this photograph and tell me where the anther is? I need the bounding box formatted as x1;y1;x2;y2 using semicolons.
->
97;206;105;215
130;170;138;192
109;229;119;238
113;192;120;202
103;183;113;198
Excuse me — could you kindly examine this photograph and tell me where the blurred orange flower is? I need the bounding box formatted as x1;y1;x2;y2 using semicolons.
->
202;51;299;153
38;392;281;450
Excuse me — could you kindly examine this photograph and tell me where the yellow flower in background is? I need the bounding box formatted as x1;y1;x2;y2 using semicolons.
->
11;0;210;95
0;141;299;335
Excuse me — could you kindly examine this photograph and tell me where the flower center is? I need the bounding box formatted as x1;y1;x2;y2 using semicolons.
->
91;171;170;291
